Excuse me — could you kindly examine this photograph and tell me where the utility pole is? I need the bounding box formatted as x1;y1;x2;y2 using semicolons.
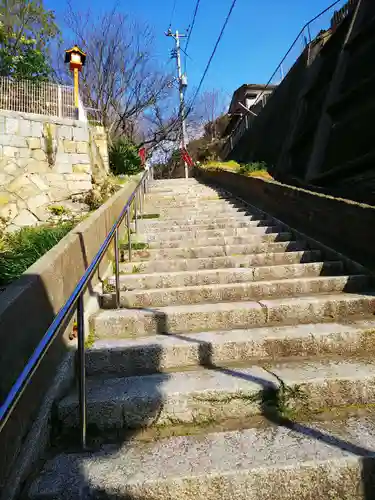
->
166;28;189;179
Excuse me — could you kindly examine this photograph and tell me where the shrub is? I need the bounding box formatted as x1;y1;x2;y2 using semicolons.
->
0;221;76;286
109;138;143;176
238;161;268;175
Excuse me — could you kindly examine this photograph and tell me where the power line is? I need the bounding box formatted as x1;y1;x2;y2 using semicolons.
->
185;0;238;118
185;0;202;54
168;0;177;28
157;0;237;154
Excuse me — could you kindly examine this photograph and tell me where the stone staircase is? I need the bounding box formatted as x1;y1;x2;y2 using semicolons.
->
28;178;375;499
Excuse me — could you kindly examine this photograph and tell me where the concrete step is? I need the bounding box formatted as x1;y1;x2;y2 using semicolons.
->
86;320;375;377
145;198;237;207
147;194;225;202
90;293;375;338
28;416;375;500
29;416;375;500
102;275;370;309
137;216;272;231
146;206;247;217
143;209;255;221
144;226;284;244
123;240;306;262
138;218;276;232
57;359;375;431
139;209;261;221
112;261;344;290
120;251;324;274
142;225;283;242
142;232;293;250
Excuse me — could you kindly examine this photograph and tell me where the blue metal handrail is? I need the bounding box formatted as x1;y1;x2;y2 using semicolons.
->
0;166;154;448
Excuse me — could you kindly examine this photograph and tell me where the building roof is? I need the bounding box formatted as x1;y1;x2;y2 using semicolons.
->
228;83;278;115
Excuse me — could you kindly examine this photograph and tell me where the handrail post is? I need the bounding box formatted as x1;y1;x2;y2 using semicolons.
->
114;228;120;309
126;207;132;262
77;295;87;450
139;187;143;217
134;195;138;233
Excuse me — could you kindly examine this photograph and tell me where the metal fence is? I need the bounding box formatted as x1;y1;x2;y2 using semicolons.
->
0;77;76;119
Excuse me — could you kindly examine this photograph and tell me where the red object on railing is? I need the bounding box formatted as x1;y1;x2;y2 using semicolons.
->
138;147;146;165
181;148;194;167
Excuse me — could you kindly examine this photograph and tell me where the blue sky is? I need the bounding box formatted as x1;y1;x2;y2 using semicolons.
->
47;0;347;100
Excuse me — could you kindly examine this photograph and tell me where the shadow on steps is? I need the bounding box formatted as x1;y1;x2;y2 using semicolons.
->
39;307;375;500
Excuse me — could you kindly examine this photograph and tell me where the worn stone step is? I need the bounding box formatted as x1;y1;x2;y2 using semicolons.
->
143;232;293;250
120;250;323;274
103;275;370;309
28;417;375;500
138;218;276;233
148;206;247;218
142;225;283;242
58;359;375;431
139;209;261;220
143;226;284;244
144;209;256;221
123;240;306;262
137;216;271;230
148;194;225;202
90;293;375;338
112;261;344;290
145;198;237;207
86;320;375;376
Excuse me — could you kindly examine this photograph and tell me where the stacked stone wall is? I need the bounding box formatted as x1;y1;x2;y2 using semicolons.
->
0;110;109;230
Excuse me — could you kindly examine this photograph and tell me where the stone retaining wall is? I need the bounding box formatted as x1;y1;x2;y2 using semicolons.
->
195;168;375;273
0;111;109;230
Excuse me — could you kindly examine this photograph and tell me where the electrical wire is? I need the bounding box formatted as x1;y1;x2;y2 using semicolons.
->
168;0;177;29
184;0;238;119
185;0;202;54
162;0;237;150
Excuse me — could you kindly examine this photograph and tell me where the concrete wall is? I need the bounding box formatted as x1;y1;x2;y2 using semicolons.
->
0;180;137;499
227;51;308;167
196;168;375;273
0;111;109;230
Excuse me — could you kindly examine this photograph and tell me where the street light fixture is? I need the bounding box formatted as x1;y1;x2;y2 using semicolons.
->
64;45;87;118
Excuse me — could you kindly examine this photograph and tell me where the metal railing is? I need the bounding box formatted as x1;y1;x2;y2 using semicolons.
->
222;0;356;159
0;165;154;448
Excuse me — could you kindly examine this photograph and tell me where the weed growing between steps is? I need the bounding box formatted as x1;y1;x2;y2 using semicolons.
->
84;329;96;349
131;264;143;273
136;213;160;220
121;242;149;250
192;369;309;422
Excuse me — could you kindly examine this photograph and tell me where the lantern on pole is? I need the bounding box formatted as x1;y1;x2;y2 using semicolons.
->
64;45;87;117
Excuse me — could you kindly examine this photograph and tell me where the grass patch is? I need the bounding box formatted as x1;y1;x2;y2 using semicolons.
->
0;221;77;286
132;264;143;273
193;368;309;422
121;241;149;250
136;213;160;220
202;160;273;181
203;160;240;171
85;329;96;349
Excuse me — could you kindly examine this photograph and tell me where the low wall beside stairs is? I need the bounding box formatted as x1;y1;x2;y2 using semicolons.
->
195;168;375;274
0;179;137;500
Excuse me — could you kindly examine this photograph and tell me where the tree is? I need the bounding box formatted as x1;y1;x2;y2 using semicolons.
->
194;89;229;140
184;89;230;164
0;0;59;80
64;3;174;138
